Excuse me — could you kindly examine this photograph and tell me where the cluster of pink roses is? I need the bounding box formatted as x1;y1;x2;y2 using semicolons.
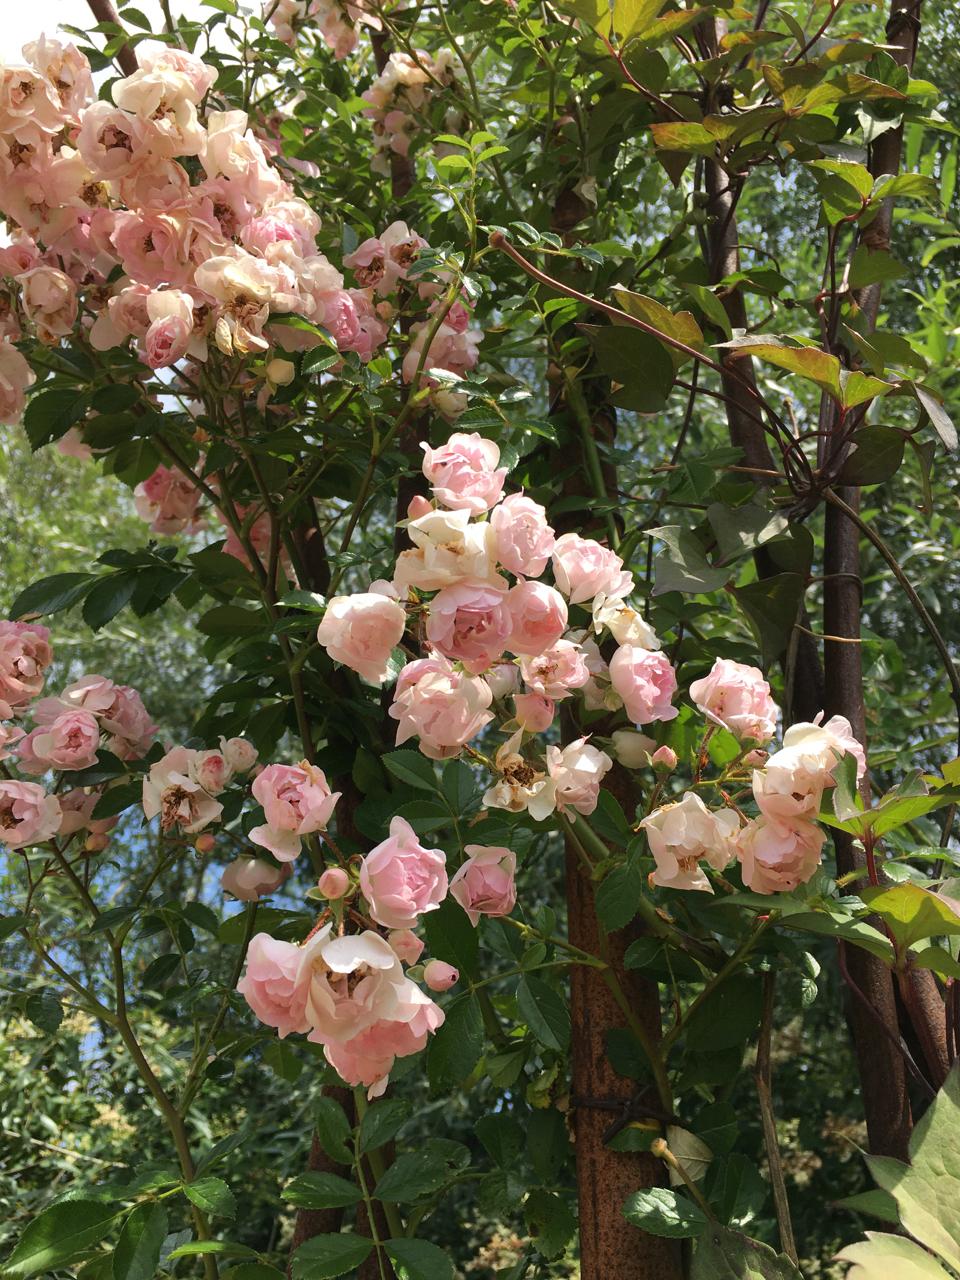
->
641;657;864;894
266;0;382;59
362;50;458;176
0;624;155;852
316;430;677;820
235;809;517;1094
141;736;258;835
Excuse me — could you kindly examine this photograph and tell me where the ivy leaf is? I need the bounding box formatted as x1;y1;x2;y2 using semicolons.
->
4;1200;119;1277
581;324;675;412
648;527;729;597
623;1187;708;1238
290;1234;374;1279
732;574;805;664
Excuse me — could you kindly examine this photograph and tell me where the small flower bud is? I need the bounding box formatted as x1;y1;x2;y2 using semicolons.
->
317;866;350;900
651;745;677;771
611;729;656;769
266;357;295;386
406;494;433;521
423;960;459;992
84;833;109;854
195;832;216;854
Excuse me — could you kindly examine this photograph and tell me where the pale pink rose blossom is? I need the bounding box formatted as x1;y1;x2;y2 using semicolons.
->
552;533;633;605
193;749;233;795
17;709;100;773
220;737;258;773
406;494;433;520
423;960;459;991
486;662;519;700
323;993;444;1098
34;673;116;721
316;593;406;685
236;933;310;1038
318;866;351;899
760;714;866;814
425;584;511;674
142;289;199;368
57;787;116;839
546;738;613;817
592;595;660;649
388;929;425;965
57;429;92;461
344;221;427;294
142;746;223;834
0;621;52;717
134;464;203;535
17;266;77;341
0;722;24;762
519;640;589;701
221;857;292;901
449;844;517;925
0;341;36;425
420;432;506;514
359;815;448;930
299;925;410;1043
610;729;656;768
89;282;153;352
641;792;740;892
388;653;493;760
250;762;341;861
689;658;779;743
0;780;61;849
393;507;502;593
504;580;568;656
136;45;218;101
513;692;555;733
490;494;555;577
737;816;826;894
23;36;93;118
609;646;678;725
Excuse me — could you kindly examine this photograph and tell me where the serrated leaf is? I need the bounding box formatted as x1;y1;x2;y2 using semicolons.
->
383;751;439;792
690;1223;803;1278
113;1203;168;1280
281;1173;361;1210
183;1177;236;1220
290;1234;373;1280
623;1187;708;1238
358;1099;410;1154
4;1200;119;1277
517;976;570;1051
385;1238;455;1280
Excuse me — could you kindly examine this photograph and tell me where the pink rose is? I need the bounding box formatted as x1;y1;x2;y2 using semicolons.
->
193;748;232;795
640;793;739;892
486;662;520;700
100;685;156;759
0;780;61;849
237;933;309;1038
142;746;223;834
0;621;52;717
425;584;511;674
0;342;36;425
0;721;24;762
689;658;779;743
134;465;202;535
609;646;678;725
421;432;507;514
449;844;517;925
316;592;406;685
423;960;459;991
142;305;193;368
17;266;77;341
389;929;425;965
546;737;613;817
651;745;678;771
491;494;555;577
519;640;589;701
513;692;555;733
759;714;866;818
394;507;501;593
552;533;633;605
57;787;116;839
221;857;292;901
504;581;568;656
323;992;444;1098
250;762;341;861
17;709;100;773
318;866;351;899
389;653;493;760
737;817;826;894
299;926;413;1044
359;816;448;930
221;736;258;773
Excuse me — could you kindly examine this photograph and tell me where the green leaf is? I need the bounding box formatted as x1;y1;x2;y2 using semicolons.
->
848;246;908;289
262;1039;303;1082
385;1238;455;1280
690;1223;804;1278
113;1203;168;1280
517;976;570;1051
4;1200;119;1277
183;1177;236;1220
374;1141;469;1203
834;1189;900;1224
358;1099;411;1154
706;503;788;565
23;388;90;449
25;990;63;1034
427;993;483;1088
523;1189;576;1260
0;913;28;942
581;324;675;412
82;573;140;631
595;864;642;932
281;1173;362;1210
732;574;805;664
168;1242;259;1260
610;289;704;369
9;572;95;620
314;1095;353;1166
684;975;763;1052
623;1187;708;1238
836;1233;953;1280
290;1235;373;1280
861;883;960;953
422;898;479;978
836;427;905;485
648;526;729;596
383;751;439;792
441;758;478;812
719;337;842;401
914;384;959;451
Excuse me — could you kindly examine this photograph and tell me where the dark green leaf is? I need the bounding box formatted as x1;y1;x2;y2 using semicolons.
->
25;990;63;1034
517;976;570;1051
836;427;905;485
113;1203;168;1280
422;898;479;978
385;1239;455;1280
383;751;439;792
427;993;483;1088
183;1177;236;1220
595;864;642;933
9;572;95;620
314;1095;353;1166
4;1200;119;1277
281;1173;361;1210
358;1099;410;1154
